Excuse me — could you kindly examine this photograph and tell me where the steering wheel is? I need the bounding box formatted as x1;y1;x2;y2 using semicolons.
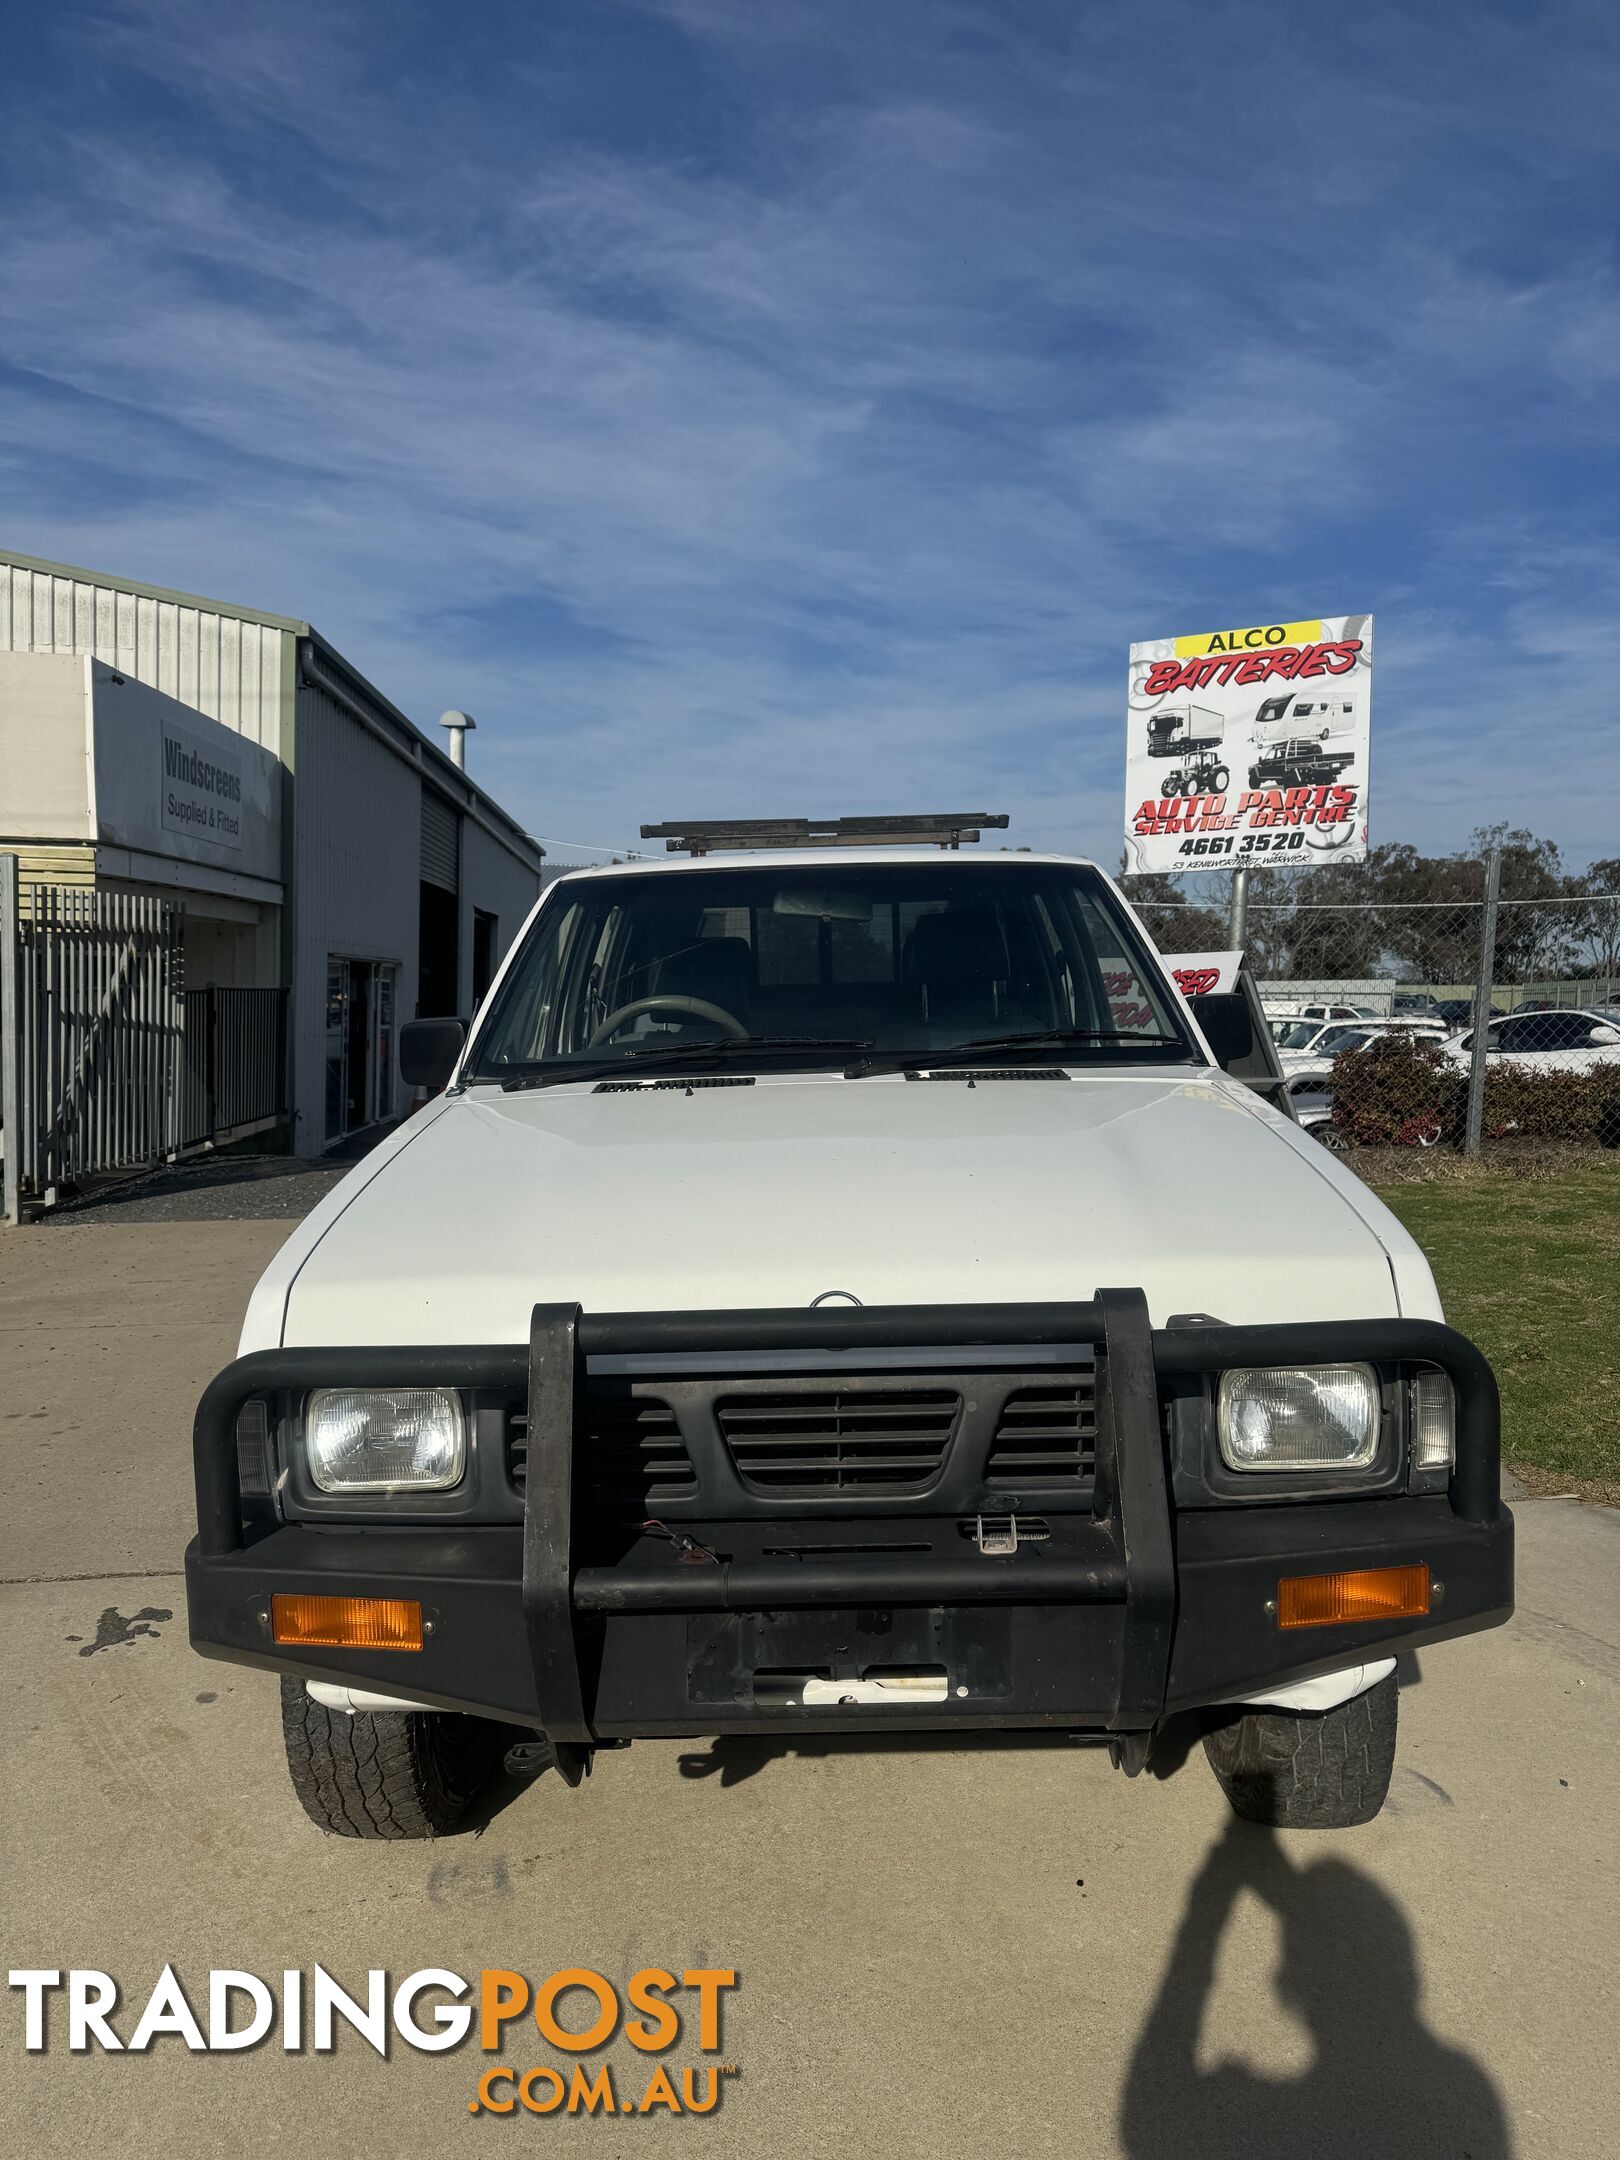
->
587;994;749;1049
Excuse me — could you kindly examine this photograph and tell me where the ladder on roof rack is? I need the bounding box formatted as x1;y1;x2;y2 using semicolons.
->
638;814;1011;856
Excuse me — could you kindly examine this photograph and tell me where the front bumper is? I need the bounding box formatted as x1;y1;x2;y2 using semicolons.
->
185;1295;1513;1738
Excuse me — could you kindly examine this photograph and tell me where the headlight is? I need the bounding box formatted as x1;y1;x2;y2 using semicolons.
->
1217;1365;1379;1472
305;1388;466;1492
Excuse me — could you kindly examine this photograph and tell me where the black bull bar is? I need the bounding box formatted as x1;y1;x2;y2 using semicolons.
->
187;1295;1509;1740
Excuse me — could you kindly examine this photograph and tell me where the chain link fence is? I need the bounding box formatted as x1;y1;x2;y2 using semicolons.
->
1138;883;1620;1155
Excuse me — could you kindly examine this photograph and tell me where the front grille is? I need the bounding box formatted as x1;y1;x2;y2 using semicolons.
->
986;1378;1097;1485
509;1395;696;1507
718;1388;960;1492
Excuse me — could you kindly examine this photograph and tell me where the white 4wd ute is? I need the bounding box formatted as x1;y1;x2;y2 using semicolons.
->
185;823;1512;1837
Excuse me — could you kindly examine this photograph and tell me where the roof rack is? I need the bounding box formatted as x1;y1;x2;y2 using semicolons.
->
638;814;1011;856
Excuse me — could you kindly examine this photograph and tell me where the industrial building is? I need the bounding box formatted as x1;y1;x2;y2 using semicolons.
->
1;549;542;1178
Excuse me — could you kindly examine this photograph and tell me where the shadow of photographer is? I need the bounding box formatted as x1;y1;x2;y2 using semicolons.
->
674;1727;1093;1787
1119;1818;1510;2159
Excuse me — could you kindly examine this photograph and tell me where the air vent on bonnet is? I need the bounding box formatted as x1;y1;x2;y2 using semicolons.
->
509;1396;696;1506
986;1379;1098;1485
594;1075;756;1092
905;1068;1070;1082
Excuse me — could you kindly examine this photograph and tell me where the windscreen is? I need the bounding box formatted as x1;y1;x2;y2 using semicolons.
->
468;860;1196;1080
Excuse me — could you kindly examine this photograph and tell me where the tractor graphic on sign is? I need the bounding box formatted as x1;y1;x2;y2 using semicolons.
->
1144;703;1228;796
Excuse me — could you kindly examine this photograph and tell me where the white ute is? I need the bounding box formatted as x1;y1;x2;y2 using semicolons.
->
187;817;1513;1840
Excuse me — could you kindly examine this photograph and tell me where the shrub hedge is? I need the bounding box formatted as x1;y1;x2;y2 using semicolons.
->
1328;1033;1620;1148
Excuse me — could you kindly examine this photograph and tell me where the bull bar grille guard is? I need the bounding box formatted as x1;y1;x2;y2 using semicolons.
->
191;1295;1501;1747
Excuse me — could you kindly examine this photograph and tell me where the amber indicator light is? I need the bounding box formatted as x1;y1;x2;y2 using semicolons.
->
1277;1563;1430;1630
271;1593;424;1651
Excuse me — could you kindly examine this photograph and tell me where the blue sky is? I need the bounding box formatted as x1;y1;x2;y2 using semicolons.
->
3;0;1618;867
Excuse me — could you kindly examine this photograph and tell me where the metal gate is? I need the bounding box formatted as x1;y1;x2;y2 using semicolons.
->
2;862;187;1218
179;986;290;1148
3;860;294;1220
2;866;186;1216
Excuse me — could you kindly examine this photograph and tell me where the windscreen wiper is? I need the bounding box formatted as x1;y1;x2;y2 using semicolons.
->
494;1037;875;1093
843;1028;1178;1079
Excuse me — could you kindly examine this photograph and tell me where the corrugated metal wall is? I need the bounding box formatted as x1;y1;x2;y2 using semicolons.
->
460;815;547;1014
0;558;288;753
290;677;422;1149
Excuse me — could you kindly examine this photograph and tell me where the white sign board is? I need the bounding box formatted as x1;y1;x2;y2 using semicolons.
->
1123;615;1371;875
83;663;280;884
1107;947;1241;1032
1159;950;1243;998
161;716;245;850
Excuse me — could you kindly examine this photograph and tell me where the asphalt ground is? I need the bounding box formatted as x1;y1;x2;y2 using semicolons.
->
0;1219;1616;2159
34;1144;368;1226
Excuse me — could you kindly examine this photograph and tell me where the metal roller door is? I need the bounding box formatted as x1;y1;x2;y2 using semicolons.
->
420;788;460;892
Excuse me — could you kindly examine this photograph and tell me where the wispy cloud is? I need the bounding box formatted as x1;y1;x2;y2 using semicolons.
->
3;0;1618;864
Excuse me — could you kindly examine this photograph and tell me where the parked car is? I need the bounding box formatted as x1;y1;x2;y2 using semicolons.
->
186;827;1512;1839
1280;1018;1448;1086
1440;1007;1620;1076
1272;1014;1372;1057
1267;1003;1377;1043
1289;1083;1346;1149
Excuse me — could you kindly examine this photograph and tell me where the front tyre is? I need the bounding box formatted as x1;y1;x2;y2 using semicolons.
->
1203;1673;1397;1828
280;1676;504;1838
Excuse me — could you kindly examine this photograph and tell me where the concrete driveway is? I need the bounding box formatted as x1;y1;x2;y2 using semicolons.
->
1;1219;1615;2159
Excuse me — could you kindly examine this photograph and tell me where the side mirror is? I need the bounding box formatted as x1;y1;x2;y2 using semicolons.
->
1194;991;1259;1073
400;1017;467;1090
1592;1024;1620;1047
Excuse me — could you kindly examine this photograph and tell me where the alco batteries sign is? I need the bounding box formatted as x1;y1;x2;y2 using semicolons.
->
1122;615;1371;875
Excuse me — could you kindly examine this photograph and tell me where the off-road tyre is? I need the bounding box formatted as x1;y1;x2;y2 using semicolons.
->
280;1676;503;1838
1203;1673;1397;1828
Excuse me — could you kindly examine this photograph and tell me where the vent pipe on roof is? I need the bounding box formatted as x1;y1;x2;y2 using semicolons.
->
439;709;477;771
